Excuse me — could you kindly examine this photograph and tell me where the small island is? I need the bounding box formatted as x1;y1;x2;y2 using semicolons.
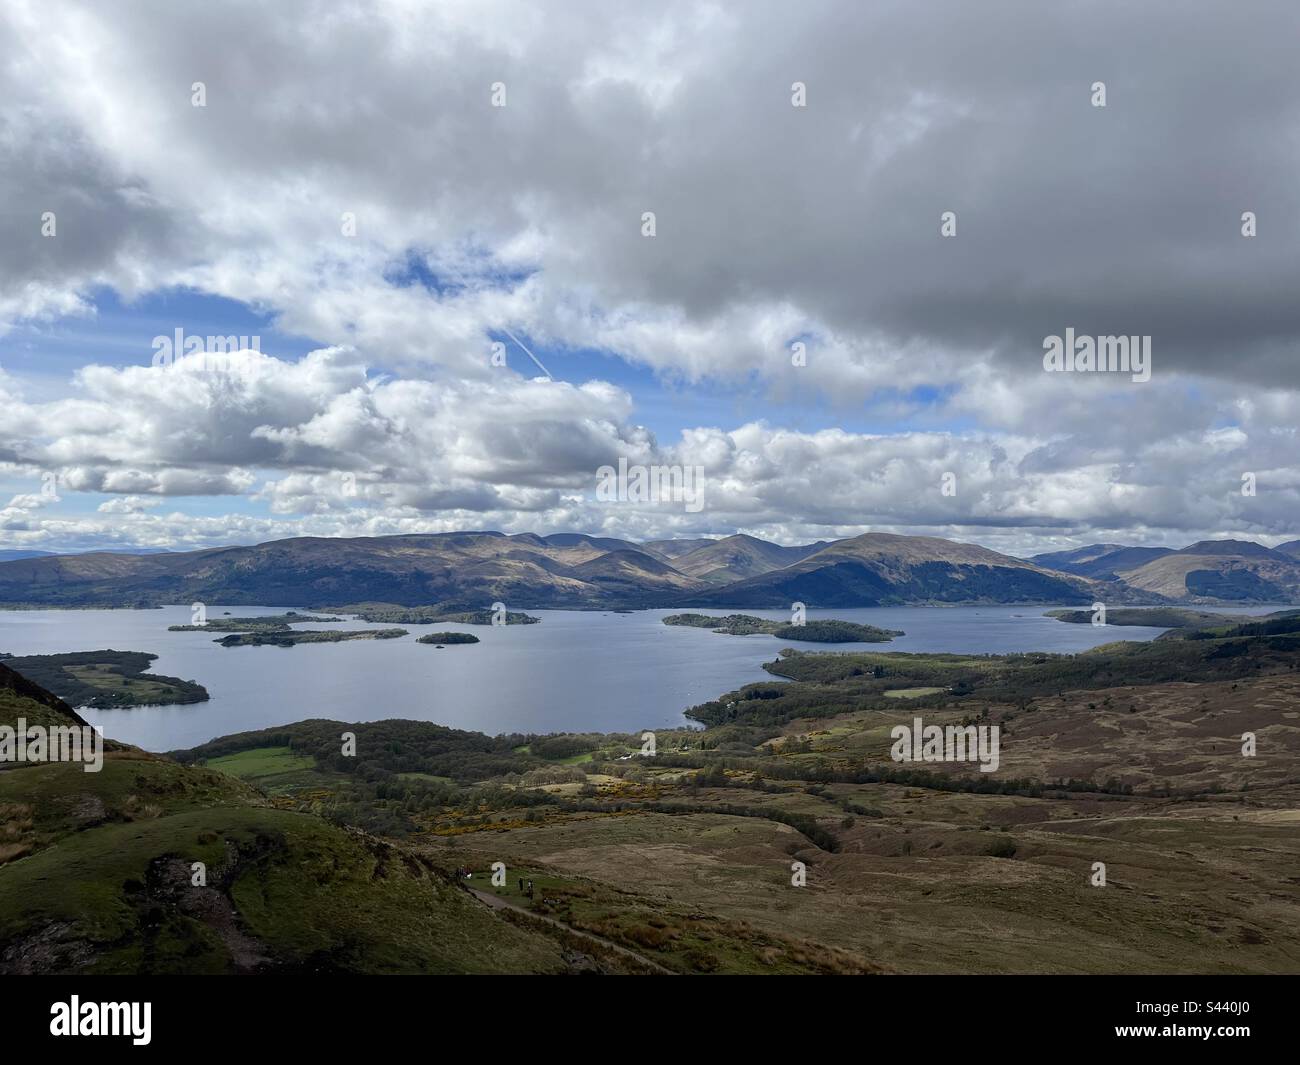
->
415;632;481;646
663;613;902;643
169;611;344;632
216;628;408;647
1047;606;1300;638
1046;607;1235;629
323;603;541;625
0;650;209;708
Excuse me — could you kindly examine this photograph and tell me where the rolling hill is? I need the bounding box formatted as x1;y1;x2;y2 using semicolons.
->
1031;538;1300;603
0;661;89;732
4;529;1298;609
639;537;718;560
670;533;828;584
679;533;1100;608
0;532;698;609
1112;540;1300;603
1029;544;1175;580
0;669;602;974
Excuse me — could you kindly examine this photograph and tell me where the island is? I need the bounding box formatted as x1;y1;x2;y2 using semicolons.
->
0;649;209;708
169;611;344;632
322;603;541;625
1045;607;1236;629
216;628;408;647
1047;606;1300;639
663;613;902;643
415;632;481;646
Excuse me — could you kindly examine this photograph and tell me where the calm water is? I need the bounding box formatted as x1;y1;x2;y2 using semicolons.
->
0;604;1285;751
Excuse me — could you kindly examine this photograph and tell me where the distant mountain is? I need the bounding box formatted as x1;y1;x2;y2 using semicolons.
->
671;534;828;585
639;537;719;560
1276;540;1300;560
1029;543;1127;567
679;533;1100;608
3;530;1294;610
1178;539;1285;559
0;550;54;562
1115;540;1300;603
534;533;648;554
1030;544;1175;580
0;532;698;609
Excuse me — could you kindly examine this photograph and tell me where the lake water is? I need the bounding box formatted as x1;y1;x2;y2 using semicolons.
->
0;604;1285;752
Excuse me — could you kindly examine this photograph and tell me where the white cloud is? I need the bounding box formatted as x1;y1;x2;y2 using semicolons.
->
1;1;1298;553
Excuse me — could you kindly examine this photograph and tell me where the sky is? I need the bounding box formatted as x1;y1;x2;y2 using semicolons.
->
1;0;1298;558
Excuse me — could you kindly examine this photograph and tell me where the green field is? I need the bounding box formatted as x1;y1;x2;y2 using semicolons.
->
7;619;1300;975
206;746;316;782
882;687;947;699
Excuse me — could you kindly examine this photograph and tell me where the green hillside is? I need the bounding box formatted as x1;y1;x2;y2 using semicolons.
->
0;668;591;974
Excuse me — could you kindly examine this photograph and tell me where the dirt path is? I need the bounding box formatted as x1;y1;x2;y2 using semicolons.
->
463;885;675;975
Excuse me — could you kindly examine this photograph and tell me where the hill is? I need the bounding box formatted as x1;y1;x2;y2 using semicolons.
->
5;529;1296;610
679;533;1101;608
1029;544;1175;580
159;629;1300;975
0;674;613;974
1031;539;1300;604
670;534;828;584
1116;541;1300;602
639;537;719;560
0;661;89;731
0;532;700;609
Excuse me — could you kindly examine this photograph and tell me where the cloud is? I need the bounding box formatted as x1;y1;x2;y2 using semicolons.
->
6;1;1300;387
0;1;1298;553
0;340;1294;556
96;494;163;514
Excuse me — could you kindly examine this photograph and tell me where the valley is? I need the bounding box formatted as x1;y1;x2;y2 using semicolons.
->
1;609;1297;974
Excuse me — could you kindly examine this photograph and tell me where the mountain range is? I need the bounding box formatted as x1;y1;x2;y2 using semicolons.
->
1028;539;1300;604
0;531;1296;610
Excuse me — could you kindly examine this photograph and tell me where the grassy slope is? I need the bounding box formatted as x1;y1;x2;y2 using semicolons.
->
0;662;88;730
158;626;1300;974
0;672;577;974
8;626;1300;975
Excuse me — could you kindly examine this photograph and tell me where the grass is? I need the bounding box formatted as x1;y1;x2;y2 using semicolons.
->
441;852;877;974
0;754;576;973
397;772;454;785
1;650;208;708
206;747;316;782
66;665;187;704
10;628;1300;975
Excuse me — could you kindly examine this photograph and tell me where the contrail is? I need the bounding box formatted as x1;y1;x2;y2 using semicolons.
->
500;327;554;381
